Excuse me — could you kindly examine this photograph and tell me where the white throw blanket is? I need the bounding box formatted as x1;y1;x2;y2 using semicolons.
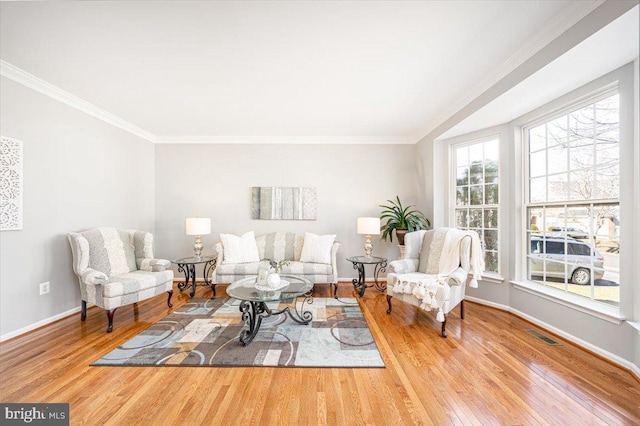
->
439;228;466;275
392;273;451;322
391;228;484;321
439;228;484;284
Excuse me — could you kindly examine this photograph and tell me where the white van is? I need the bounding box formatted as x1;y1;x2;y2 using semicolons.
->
529;235;605;285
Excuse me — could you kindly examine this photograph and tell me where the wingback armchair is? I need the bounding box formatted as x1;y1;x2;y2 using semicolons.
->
68;228;174;332
386;228;483;337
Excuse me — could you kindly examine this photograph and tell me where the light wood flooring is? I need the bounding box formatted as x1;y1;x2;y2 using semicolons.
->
1;283;639;425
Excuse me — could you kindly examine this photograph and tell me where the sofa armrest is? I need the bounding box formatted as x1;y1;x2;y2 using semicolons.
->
388;259;419;274
138;258;171;272
330;241;341;282
68;233;109;285
210;243;224;281
68;232;90;277
446;267;468;286
212;242;224;262
81;268;109;285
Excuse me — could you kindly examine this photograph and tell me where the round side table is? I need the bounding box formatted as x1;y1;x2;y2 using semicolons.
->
347;256;388;298
171;256;217;298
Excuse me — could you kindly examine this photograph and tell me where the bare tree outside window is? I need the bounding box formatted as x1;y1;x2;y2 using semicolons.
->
454;139;499;273
526;93;620;305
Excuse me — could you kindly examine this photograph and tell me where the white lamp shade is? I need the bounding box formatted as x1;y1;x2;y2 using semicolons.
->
185;217;211;235
357;217;380;235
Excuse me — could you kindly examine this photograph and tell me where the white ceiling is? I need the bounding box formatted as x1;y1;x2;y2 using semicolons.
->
440;5;640;140
0;1;613;144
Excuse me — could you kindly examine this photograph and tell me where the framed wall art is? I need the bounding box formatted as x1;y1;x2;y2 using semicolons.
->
251;187;317;220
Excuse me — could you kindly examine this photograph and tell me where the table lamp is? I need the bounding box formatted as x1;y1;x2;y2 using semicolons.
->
357;217;380;258
185;217;211;259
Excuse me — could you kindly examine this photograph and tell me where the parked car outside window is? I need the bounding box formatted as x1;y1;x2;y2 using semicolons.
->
529;236;604;285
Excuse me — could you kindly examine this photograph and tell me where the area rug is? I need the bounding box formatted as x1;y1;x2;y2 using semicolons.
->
92;297;385;368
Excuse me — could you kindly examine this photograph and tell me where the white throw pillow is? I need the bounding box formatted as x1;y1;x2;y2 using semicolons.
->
299;232;336;264
220;231;260;264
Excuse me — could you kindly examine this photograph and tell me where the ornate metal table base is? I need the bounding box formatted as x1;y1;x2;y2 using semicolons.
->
176;258;217;298
238;292;313;346
350;258;388;298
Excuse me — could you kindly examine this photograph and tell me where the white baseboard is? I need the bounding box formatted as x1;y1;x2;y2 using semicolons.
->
465;296;640;381
0;306;82;343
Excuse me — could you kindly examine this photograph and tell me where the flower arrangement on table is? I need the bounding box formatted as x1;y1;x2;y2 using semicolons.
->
255;258;291;291
264;258;290;273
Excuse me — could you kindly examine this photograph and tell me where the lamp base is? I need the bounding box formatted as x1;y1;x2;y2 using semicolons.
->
364;235;373;258
193;235;203;259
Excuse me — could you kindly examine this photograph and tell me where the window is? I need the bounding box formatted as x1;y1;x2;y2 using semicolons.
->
524;93;620;306
453;138;499;273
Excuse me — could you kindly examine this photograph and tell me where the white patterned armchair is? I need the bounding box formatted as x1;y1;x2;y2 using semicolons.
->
68;227;174;332
386;228;483;337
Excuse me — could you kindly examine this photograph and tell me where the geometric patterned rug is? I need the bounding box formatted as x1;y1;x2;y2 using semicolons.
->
92;297;385;368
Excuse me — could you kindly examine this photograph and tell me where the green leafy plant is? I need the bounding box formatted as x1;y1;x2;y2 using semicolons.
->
263;258;290;273
379;196;430;243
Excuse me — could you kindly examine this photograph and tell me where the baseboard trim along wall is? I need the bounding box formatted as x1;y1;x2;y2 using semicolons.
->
0;306;81;343
465;296;640;381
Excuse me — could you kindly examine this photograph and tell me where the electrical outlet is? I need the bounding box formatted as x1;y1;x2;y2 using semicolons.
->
39;281;50;295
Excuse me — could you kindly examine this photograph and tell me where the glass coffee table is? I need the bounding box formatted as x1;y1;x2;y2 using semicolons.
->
226;274;313;346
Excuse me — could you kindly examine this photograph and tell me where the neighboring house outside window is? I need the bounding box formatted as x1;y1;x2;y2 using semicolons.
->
452;138;499;273
524;92;620;306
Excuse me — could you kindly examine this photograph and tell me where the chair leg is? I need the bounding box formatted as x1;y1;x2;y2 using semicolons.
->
167;290;173;308
460;300;465;320
105;308;117;333
441;313;448;338
386;295;393;314
81;300;87;321
332;283;338;299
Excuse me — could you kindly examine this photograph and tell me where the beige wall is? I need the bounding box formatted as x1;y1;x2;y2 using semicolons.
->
0;77;156;338
154;143;419;281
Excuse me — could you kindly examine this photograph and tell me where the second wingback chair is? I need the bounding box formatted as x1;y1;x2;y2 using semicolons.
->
386;228;484;337
68;227;174;332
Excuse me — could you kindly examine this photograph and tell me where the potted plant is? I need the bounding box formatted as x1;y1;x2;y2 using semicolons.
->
379;196;430;245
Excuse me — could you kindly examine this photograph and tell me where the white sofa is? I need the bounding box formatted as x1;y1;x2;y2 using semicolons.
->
211;232;340;293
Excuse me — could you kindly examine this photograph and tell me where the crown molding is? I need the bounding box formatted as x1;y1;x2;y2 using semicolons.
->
413;0;606;142
0;60;156;142
1;60;413;145
154;135;415;145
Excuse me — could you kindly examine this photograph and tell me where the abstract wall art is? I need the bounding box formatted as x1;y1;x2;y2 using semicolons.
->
251;187;317;220
1;136;24;231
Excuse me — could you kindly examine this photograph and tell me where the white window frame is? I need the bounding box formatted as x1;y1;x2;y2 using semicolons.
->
519;86;621;312
449;135;501;276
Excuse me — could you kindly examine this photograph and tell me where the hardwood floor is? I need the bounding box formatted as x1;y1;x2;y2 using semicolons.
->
1;282;639;425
